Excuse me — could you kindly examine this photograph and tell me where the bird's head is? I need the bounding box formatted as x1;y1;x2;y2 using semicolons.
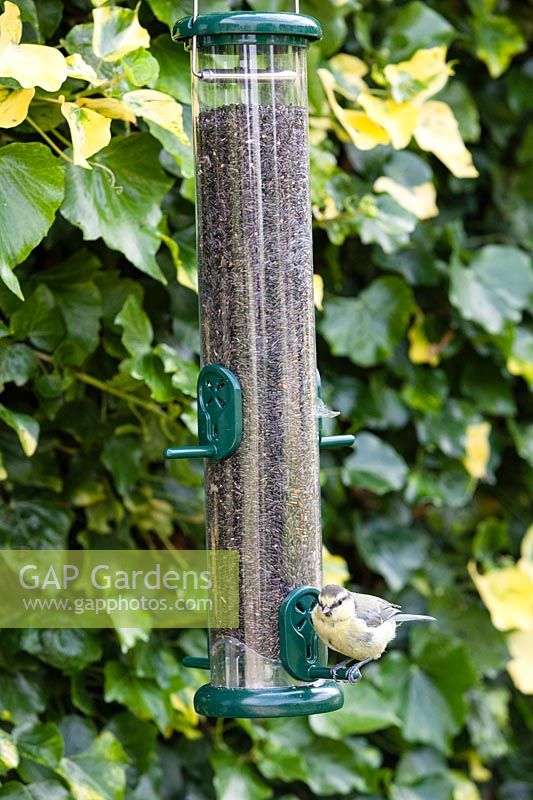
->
315;584;352;620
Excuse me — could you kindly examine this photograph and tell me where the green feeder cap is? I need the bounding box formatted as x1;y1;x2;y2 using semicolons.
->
172;11;322;47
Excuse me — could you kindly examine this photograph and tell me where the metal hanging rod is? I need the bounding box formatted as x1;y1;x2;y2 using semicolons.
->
191;1;301;82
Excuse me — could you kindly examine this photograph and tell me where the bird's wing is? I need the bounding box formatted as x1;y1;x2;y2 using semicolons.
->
359;603;400;627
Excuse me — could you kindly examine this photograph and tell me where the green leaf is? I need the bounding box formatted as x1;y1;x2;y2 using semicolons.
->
342;432;408;494
460;358;515;416
382;1;456;61
355;521;428;591
211;750;273;800
15;722;63;768
61;134;173;283
471;13;527;78
115;295;153;357
321;277;415;366
101;436;143;495
357;195;417;254
0;343;38;387
0;672;46;724
106;712;157;775
401;666;456;753
20;629;102;671
508;420;533;468
0;404;39;456
10;285;65;352
0;730;19;776
0;143;65;299
104;661;174;734
0;782;69;800
310;681;401;737
150;35;191;104
0;501;71;548
57;731;128;800
450;246;533;334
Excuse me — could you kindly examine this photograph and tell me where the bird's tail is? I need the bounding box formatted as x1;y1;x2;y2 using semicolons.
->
394;614;436;624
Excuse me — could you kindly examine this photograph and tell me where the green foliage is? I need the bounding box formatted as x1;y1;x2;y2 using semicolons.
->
0;1;532;799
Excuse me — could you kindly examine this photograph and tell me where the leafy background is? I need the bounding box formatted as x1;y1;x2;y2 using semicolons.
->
0;0;532;798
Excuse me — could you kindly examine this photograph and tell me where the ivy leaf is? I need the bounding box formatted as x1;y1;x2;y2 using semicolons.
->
382;1;455;61
61;134;172;283
0;142;64;299
450;246;533;334
0;671;46;724
357;194;417;252
20;629;102;671
92;5;150;62
310;680;401;737
15;722;63;768
211;750;273;800
101;436;143;495
0;729;19;775
60;99;111;169
0;782;69;799
321;276;415;366
0;86;34;128
10;284;65;352
115;295;153;357
123;90;188;142
355;521;428;591
0;404;39;456
0;501;71;548
0;342;38;386
56;731;128;800
471;13;527;78
104;661;174;734
401;666;457;753
414;101;478;178
0;2;67;91
342;432;408;494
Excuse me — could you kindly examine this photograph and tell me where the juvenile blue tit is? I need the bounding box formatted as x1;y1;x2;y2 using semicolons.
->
311;584;436;683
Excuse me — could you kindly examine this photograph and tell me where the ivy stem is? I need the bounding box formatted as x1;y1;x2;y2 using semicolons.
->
35;352;172;418
26;117;74;165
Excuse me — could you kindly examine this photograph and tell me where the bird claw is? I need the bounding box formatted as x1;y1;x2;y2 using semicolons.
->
346;665;362;684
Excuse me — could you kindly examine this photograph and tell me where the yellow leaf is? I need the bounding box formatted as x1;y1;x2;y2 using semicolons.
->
518;525;533;582
60;98;112;169
0;2;67;92
462;421;491;479
92;4;150;62
322;545;350;587
0;85;34;128
374;175;438;220
0;0;20;47
312;195;338;221
328;52;368;98
466;751;492;784
313;274;324;311
407;313;440;366
507;625;533;694
414;101;478;178
78;96;136;124
122;89;188;142
65;53;104;86
318;69;390;150
468;561;533;632
384;46;453;103
357;93;419;149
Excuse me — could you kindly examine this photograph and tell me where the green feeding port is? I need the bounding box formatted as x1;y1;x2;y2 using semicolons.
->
170;5;355;719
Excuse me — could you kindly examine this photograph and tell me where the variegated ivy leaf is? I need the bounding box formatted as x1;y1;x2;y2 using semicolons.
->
357;93;420;149
0;85;34;128
77;97;137;124
92;4;150;62
65;53;105;86
122;89;188;142
0;2;67;92
384;46;453;104
414;101;478;178
374;176;438;220
462;421;491;479
318;69;390;150
60;98;112;169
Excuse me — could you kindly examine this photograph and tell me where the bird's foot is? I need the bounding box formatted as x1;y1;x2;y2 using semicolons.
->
331;660;350;682
346;665;362;684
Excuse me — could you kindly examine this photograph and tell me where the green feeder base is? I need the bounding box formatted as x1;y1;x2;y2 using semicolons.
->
194;682;343;718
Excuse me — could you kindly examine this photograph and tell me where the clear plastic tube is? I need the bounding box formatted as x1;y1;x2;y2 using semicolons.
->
192;42;321;688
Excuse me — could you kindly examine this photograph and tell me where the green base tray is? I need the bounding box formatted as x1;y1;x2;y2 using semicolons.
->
194;681;344;718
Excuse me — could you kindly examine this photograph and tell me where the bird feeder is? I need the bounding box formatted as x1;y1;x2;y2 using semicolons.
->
168;1;355;718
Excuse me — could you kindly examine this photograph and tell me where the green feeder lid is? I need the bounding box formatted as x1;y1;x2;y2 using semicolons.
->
172;12;322;47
